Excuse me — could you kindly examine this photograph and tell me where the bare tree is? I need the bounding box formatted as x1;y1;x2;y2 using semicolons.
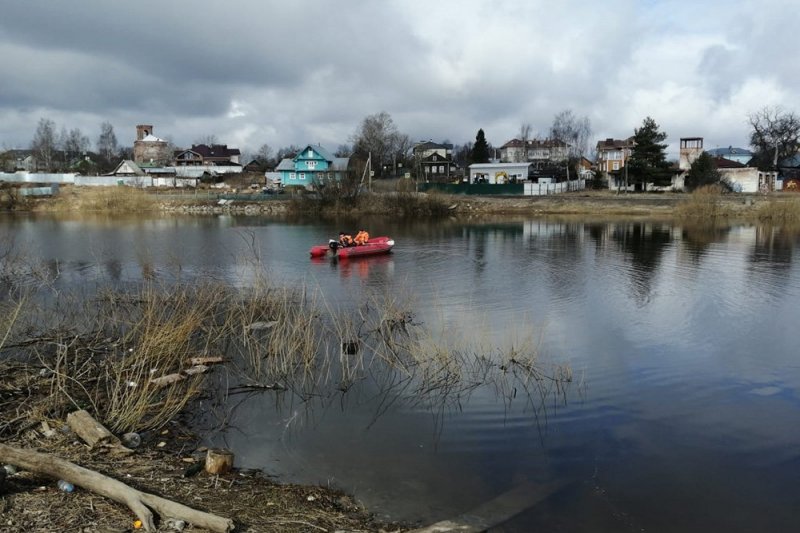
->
334;144;352;157
749;106;800;170
31;118;57;172
194;134;218;146
60;127;90;165
351;112;408;177
256;143;273;165
517;123;532;162
550;109;592;160
96;121;118;164
276;145;300;162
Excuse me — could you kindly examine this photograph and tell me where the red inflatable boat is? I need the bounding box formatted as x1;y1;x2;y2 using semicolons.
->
310;236;395;259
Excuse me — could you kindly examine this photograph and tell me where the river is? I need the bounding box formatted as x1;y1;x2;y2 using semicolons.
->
2;213;799;532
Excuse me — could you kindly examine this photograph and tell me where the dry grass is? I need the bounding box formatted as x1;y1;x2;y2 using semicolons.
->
754;196;800;224
46;186;158;213
674;185;733;220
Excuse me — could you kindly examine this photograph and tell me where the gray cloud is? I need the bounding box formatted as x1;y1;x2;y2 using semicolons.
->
1;0;798;157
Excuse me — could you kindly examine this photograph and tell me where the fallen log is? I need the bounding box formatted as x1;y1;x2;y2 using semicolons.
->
0;443;234;532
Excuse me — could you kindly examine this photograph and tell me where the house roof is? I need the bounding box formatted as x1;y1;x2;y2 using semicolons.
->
707;146;752;158
190;144;241;158
111;160;146;176
596;137;635;150
2;149;34;158
501;138;569;149
780;153;800;168
276;158;294;171
414;141;453;152
296;144;335;162
713;156;746;169
422;153;453;162
139;134;167;143
332;157;350;171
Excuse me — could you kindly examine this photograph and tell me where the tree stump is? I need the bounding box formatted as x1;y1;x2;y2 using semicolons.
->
205;449;234;475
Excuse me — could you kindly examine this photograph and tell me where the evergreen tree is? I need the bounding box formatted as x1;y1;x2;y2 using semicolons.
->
685;152;723;191
626;117;671;191
471;129;490;164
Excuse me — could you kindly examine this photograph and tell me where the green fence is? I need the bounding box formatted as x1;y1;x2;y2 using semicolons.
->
418;183;524;195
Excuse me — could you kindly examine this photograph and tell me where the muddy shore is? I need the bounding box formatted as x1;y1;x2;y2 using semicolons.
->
0;361;407;533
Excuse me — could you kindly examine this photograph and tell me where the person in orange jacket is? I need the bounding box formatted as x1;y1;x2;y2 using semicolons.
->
338;231;354;247
354;229;370;245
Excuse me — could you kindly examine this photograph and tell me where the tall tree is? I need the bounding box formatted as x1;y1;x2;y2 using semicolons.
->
626;117;671;191
351;111;406;177
334;144;352;158
61;128;90;161
685;152;723;191
517;123;532;162
748;106;800;170
96;121;118;163
550;109;592;162
256;143;273;166
194;134;218;146
453;142;473;168
31;118;57;172
276;145;300;162
471;129;490;164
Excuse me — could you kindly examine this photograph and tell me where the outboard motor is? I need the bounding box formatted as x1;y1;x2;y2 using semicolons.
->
328;239;339;251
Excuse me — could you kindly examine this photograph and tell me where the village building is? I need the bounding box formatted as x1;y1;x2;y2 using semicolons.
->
499;138;569;169
133;125;171;165
413;141;457;182
276;144;350;188
706;146;753;165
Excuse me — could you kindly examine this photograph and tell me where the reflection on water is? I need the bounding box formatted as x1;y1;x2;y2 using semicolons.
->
2;214;800;532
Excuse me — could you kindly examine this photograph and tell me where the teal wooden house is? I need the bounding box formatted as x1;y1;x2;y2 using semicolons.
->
276;145;350;188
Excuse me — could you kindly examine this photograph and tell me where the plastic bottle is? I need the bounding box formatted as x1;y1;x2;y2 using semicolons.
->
57;480;74;493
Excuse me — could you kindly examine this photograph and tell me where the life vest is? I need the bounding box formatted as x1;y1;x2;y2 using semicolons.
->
354;231;369;245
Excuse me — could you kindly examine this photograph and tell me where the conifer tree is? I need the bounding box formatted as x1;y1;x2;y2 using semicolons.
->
471;129;490;164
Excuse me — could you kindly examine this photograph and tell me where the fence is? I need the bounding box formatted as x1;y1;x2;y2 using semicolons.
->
524;179;585;196
418;180;586;196
418;183;524;195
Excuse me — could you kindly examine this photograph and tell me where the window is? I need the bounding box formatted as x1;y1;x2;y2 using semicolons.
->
307;161;317;169
289;172;296;180
612;162;620;171
299;173;306;180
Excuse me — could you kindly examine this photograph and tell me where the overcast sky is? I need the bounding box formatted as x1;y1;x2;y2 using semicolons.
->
1;0;798;159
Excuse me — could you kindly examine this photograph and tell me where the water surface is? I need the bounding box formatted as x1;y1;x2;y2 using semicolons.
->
2;214;799;532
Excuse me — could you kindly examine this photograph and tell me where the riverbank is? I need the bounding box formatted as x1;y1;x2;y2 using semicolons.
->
15;185;799;222
0;383;402;533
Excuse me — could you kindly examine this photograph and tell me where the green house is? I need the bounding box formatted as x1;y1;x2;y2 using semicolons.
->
276;145;350;188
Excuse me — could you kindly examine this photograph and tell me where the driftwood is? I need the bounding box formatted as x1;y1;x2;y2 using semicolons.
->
66;409;129;453
187;356;224;366
0;443;234;532
149;373;185;388
205;448;234;475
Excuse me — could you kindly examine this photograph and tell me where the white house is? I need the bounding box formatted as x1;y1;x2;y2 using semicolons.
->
468;162;531;184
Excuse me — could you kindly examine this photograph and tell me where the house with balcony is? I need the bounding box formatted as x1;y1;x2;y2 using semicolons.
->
596;137;635;175
276;144;350;188
174;144;241;166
